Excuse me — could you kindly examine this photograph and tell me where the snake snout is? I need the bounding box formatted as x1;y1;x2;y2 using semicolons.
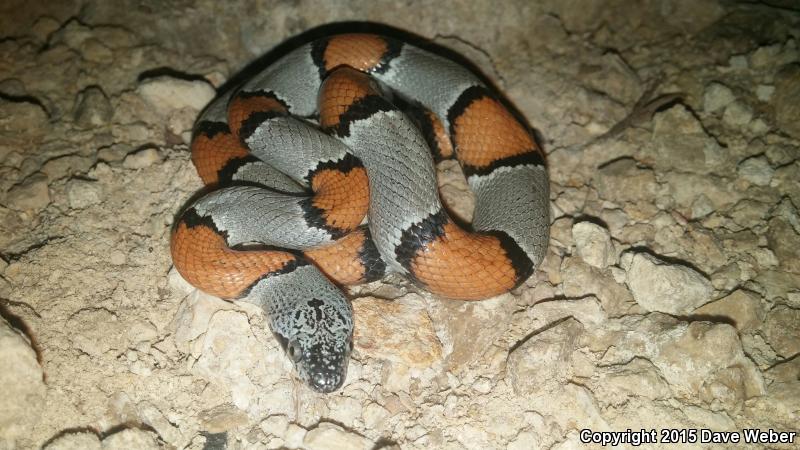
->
304;341;350;393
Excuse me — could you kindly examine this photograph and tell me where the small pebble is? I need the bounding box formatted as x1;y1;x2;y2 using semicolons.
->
123;148;162;169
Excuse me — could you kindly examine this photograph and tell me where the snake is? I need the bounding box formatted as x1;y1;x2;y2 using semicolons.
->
170;34;550;393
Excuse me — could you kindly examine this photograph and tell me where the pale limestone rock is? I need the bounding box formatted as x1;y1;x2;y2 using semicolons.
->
572;221;615;268
302;423;371;450
767;215;800;273
737;155;774;186
581;52;643;104
427;293;513;369
649;105;725;173
136;76;215;116
66;308;125;356
42;154;95;181
362;402;390;429
198;404;249;433
73;86;112;128
703;82;735;113
171;290;232;355
593;158;657;203
192;309;290;416
722;100;753;126
6;173;50;211
138;402;183;444
653;321;765;412
560;257;637;317
755;84;774;102
452;423;491;450
507;318;584;395
0;99;48;137
753;381;800;428
101;428;160;450
522;296;606;328
595;315;765;412
625;252;713;314
43;432;102;450
774;64;800;139
352;293;441;367
0;318;45;449
507;430;541;450
592;358;672;407
694;289;764;331
123;148;163;169
260;414;289;437
326;395;362;425
66;179;103;209
764;305;800;358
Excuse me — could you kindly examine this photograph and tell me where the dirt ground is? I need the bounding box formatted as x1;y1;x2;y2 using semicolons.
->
1;1;799;449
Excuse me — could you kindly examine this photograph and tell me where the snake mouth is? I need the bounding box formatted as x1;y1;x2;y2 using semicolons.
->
300;341;351;393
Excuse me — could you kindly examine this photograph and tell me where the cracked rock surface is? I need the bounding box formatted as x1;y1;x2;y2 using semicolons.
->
1;1;799;449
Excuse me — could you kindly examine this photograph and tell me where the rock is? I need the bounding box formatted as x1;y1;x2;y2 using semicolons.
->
751;43;782;68
123;148;163;169
767;216;800;274
73;86;113;128
593;158;657;204
302;423;371;450
326;396;362;425
0;98;48;138
362;402;390;429
198;404;249;433
0;78;27;97
136;76;215;116
694;290;764;331
0;318;45;448
66;179;103;209
5;173;50;211
42;155;95;181
722;100;753;127
774;65;800;138
452;423;491;449
592;358;672;407
101;428;160;450
352;294;441;367
260;414;289;437
649;105;724;173
595;315;764;412
703;82;735;113
522;296;607;328
43;432;102;450
284;423;307;448
580;52;643;104
561;256;637;317
654;321;765;412
625;252;713;315
427;293;513;369
755;84;774;102
755;381;800;429
764;305;800;358
663;172;740;212
507;430;541;450
507;318;584;395
192;308;290;415
572;221;615;268
729;54;749;70
172;291;232;355
691;194;714;219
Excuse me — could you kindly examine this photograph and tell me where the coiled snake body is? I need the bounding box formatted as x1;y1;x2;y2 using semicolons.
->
171;34;549;392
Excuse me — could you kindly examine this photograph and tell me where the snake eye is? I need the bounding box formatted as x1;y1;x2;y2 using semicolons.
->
287;343;301;361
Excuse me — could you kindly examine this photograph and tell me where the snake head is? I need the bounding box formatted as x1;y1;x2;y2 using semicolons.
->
273;297;354;393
